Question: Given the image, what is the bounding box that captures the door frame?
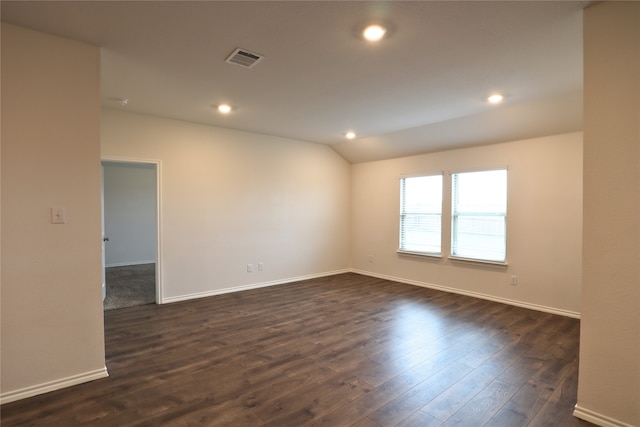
[101,156,163,304]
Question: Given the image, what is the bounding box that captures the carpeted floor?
[104,263,156,310]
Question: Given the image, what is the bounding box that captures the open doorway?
[101,159,161,310]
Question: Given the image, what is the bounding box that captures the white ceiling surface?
[1,1,585,163]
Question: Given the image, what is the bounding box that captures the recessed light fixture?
[487,94,504,104]
[346,131,356,139]
[217,104,232,114]
[362,24,387,42]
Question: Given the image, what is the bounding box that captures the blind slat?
[400,175,442,254]
[451,169,507,262]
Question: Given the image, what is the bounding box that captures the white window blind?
[399,174,443,254]
[451,169,507,262]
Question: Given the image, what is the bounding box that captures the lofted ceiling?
[1,1,586,163]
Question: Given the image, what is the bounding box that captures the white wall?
[576,3,640,426]
[351,132,583,316]
[0,24,106,402]
[103,162,157,267]
[101,109,351,301]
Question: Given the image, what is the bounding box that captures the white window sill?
[448,256,508,268]
[397,250,442,259]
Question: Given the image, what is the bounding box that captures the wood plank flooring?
[1,273,595,426]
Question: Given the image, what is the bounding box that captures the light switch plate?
[51,207,66,224]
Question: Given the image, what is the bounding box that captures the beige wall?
[101,109,351,301]
[351,132,583,315]
[0,24,106,401]
[576,3,640,426]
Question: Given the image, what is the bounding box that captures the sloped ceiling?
[1,1,585,163]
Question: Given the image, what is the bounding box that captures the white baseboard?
[162,269,351,304]
[163,268,580,318]
[573,405,636,427]
[351,269,581,319]
[105,260,156,268]
[0,367,109,405]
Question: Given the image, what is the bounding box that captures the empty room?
[1,2,638,426]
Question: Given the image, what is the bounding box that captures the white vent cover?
[225,48,264,68]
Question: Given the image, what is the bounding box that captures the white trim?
[155,160,163,304]
[105,260,156,268]
[573,405,635,427]
[0,367,108,405]
[351,269,581,319]
[399,171,444,179]
[101,155,161,165]
[397,250,443,259]
[162,269,351,304]
[448,166,509,175]
[448,256,508,268]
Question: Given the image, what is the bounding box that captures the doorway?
[101,158,161,309]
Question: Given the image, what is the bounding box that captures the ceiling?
[1,1,586,163]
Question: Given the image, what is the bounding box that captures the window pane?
[401,213,441,253]
[452,170,507,262]
[400,175,442,254]
[452,215,506,261]
[453,170,507,214]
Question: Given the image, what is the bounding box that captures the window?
[451,169,507,263]
[399,174,443,255]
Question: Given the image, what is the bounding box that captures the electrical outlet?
[368,255,374,263]
[258,262,264,271]
[247,264,253,273]
[511,275,518,285]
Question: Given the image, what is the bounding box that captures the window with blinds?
[451,169,507,263]
[399,174,443,255]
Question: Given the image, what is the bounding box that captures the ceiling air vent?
[225,48,264,68]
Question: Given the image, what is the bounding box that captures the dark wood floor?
[2,273,594,426]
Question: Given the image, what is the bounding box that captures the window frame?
[450,168,508,265]
[398,173,444,258]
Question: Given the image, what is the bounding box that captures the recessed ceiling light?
[487,94,504,104]
[217,104,232,114]
[362,24,387,42]
[346,131,356,139]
